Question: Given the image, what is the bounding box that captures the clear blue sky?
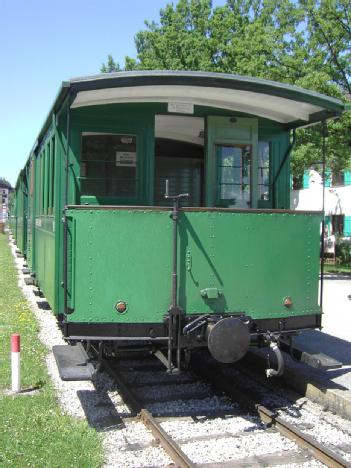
[0,0,225,187]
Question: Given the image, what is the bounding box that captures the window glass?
[40,153,44,215]
[332,171,344,187]
[45,144,50,214]
[217,144,251,208]
[80,133,137,198]
[258,141,270,201]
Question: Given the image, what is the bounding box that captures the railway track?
[99,352,351,467]
[191,353,351,468]
[102,358,194,467]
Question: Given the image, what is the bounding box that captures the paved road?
[291,275,351,390]
[321,276,351,342]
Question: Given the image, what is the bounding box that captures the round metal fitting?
[283,296,293,307]
[207,317,250,363]
[115,301,127,314]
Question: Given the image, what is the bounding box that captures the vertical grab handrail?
[320,121,327,312]
[165,180,189,372]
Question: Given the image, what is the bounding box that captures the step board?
[300,351,342,370]
[279,337,342,370]
[53,343,95,381]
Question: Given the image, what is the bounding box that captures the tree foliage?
[101,0,351,177]
[0,177,13,190]
[101,54,121,73]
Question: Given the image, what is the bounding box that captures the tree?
[101,0,351,177]
[0,177,13,190]
[101,54,121,73]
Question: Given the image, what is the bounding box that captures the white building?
[291,169,351,237]
[0,180,12,223]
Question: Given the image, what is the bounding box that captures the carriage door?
[154,115,205,206]
[206,116,258,208]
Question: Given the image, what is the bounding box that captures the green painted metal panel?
[66,208,321,325]
[26,159,34,269]
[34,218,56,306]
[15,172,28,255]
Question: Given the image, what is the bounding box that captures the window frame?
[257,140,272,204]
[78,131,142,205]
[215,142,253,208]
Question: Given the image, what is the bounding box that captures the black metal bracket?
[183,314,210,336]
[164,180,189,373]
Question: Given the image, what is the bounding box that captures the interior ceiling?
[71,85,324,124]
[155,115,204,145]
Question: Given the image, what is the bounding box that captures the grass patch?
[324,263,351,275]
[0,233,103,467]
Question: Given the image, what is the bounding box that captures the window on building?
[332,215,344,235]
[332,171,344,186]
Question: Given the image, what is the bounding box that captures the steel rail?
[256,405,350,468]
[139,409,194,468]
[102,359,194,468]
[191,356,350,468]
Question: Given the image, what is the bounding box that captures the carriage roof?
[69,70,344,126]
[30,70,346,164]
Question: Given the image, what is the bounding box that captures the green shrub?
[335,238,351,265]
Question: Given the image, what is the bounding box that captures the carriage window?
[258,141,270,201]
[51,137,55,213]
[217,144,251,208]
[80,133,137,199]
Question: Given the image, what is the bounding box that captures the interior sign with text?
[168,102,194,114]
[116,151,137,167]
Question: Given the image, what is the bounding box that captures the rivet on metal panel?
[283,296,293,307]
[186,250,192,272]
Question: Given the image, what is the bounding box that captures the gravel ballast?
[10,238,172,467]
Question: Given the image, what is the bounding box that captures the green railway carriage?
[13,71,346,375]
[13,168,28,255]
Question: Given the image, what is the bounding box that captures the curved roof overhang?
[67,71,345,129]
[34,71,346,157]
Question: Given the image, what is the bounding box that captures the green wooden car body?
[12,72,345,344]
